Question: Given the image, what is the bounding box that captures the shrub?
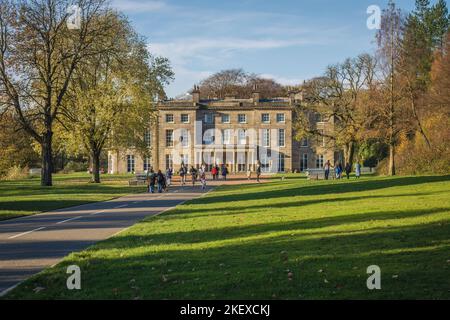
[2,166,29,180]
[60,161,88,174]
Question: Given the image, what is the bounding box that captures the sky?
[111,0,447,98]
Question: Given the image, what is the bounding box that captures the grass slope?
[4,175,450,299]
[0,173,144,221]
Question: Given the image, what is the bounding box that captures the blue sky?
[111,0,447,98]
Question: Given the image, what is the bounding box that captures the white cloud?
[259,74,303,86]
[111,0,167,13]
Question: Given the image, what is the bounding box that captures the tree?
[294,54,377,168]
[0,0,116,186]
[399,0,449,148]
[374,0,406,176]
[197,69,286,99]
[61,15,173,183]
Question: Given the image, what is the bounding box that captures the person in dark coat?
[345,162,352,179]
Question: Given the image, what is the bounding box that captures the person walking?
[179,164,187,186]
[355,161,361,179]
[166,167,173,186]
[345,162,352,179]
[246,168,252,181]
[214,164,220,180]
[156,170,165,193]
[189,166,197,186]
[199,166,207,190]
[211,165,217,181]
[221,164,228,181]
[256,161,262,183]
[335,162,340,179]
[324,160,331,180]
[148,169,156,193]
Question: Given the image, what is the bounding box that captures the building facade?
[108,87,337,174]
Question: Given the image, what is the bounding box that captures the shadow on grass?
[7,219,449,299]
[196,175,450,205]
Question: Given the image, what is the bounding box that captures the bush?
[60,161,88,174]
[2,166,29,180]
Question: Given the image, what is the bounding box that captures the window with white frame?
[301,138,308,147]
[277,113,285,123]
[166,129,174,147]
[278,153,285,172]
[143,157,151,172]
[180,129,189,147]
[262,129,270,147]
[238,129,247,145]
[181,114,189,123]
[278,129,285,147]
[261,113,270,123]
[204,113,214,124]
[165,154,173,169]
[166,114,174,123]
[180,154,189,166]
[316,154,324,168]
[300,153,308,171]
[223,129,232,145]
[238,114,247,124]
[144,129,151,148]
[203,130,214,145]
[127,155,135,173]
[222,114,230,123]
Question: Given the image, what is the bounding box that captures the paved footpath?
[0,185,214,295]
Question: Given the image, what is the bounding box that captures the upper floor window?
[261,113,270,123]
[315,113,324,122]
[277,113,285,123]
[144,129,151,148]
[223,129,232,145]
[301,138,308,147]
[203,130,215,145]
[222,114,230,123]
[166,129,174,147]
[278,129,285,147]
[204,113,214,124]
[181,114,189,123]
[180,129,189,147]
[262,129,270,147]
[238,129,247,145]
[166,114,174,123]
[238,114,247,124]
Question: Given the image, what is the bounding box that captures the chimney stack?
[192,85,200,104]
[252,84,260,105]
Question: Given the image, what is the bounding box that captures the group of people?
[323,160,361,180]
[146,169,171,193]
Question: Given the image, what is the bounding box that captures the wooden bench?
[129,173,148,186]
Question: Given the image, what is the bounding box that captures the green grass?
[4,175,450,299]
[0,173,145,221]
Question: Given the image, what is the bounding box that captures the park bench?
[129,173,148,186]
[306,168,326,180]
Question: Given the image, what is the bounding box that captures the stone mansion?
[108,87,338,174]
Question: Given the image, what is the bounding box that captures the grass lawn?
[4,174,450,299]
[0,173,145,221]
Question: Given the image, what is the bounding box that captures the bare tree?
[0,0,115,186]
[294,54,378,168]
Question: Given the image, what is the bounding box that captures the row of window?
[165,113,286,124]
[165,129,286,147]
[127,153,332,173]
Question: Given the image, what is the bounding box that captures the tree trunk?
[344,141,355,168]
[41,131,53,186]
[388,142,396,176]
[91,150,101,183]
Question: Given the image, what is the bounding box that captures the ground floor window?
[316,154,324,168]
[300,153,308,172]
[127,155,135,173]
[143,157,151,172]
[165,154,173,169]
[278,153,285,172]
[180,154,189,166]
